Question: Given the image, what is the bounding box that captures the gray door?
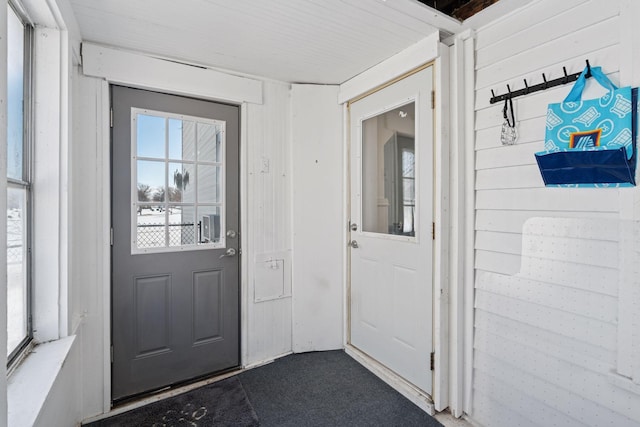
[111,86,240,402]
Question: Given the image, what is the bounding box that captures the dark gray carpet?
[239,350,443,427]
[84,376,259,427]
[86,350,443,426]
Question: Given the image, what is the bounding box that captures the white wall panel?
[72,74,109,419]
[244,81,294,365]
[291,84,343,353]
[469,3,640,422]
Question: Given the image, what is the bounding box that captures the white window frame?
[6,0,33,368]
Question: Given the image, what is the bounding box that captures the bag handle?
[563,66,618,103]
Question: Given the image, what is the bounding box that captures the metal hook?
[542,73,548,89]
[491,89,496,99]
[523,79,529,94]
[506,84,512,97]
[562,66,568,84]
[585,59,592,78]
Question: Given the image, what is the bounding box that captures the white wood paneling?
[73,74,109,419]
[337,33,439,103]
[32,27,62,342]
[476,209,615,234]
[475,311,615,371]
[475,13,619,90]
[244,81,294,365]
[82,43,263,105]
[291,84,343,353]
[70,0,448,85]
[469,2,640,424]
[476,0,612,69]
[476,188,620,212]
[473,215,640,426]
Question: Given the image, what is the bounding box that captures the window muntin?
[131,109,225,253]
[7,2,32,362]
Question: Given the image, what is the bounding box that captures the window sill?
[7,336,76,427]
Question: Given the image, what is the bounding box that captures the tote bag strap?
[564,66,618,103]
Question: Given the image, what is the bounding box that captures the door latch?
[219,248,237,258]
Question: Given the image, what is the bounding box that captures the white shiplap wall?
[471,0,640,425]
[474,0,621,277]
[244,81,294,365]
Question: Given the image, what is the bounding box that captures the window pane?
[197,165,221,203]
[136,114,166,159]
[197,122,222,163]
[198,206,221,244]
[169,162,194,203]
[136,208,166,249]
[137,160,165,203]
[361,102,416,236]
[168,205,195,247]
[7,6,24,181]
[168,119,195,161]
[7,186,27,355]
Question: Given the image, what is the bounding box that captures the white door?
[349,66,433,394]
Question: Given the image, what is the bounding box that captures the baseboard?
[345,345,435,415]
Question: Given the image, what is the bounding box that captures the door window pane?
[169,162,194,203]
[136,114,166,159]
[198,206,221,243]
[137,207,167,249]
[197,122,222,163]
[168,205,195,247]
[197,165,221,203]
[168,119,195,161]
[137,160,164,203]
[133,110,225,252]
[361,102,416,236]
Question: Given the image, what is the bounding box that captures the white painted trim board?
[81,43,263,105]
[338,33,439,104]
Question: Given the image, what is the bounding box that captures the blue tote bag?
[535,66,637,187]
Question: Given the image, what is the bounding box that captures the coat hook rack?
[489,60,591,104]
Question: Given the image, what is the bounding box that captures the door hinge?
[432,222,435,240]
[110,345,114,363]
[110,227,114,246]
[430,352,435,371]
[431,90,435,109]
[110,107,114,128]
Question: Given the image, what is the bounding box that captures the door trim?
[97,82,249,412]
[343,58,450,412]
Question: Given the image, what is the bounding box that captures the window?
[132,109,226,253]
[6,2,32,363]
[361,102,416,237]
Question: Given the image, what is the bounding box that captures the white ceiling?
[67,0,528,85]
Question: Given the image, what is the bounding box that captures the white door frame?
[340,42,450,414]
